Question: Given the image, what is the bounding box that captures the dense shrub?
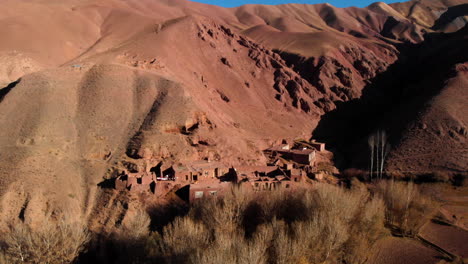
[341,168,368,181]
[376,180,434,236]
[97,184,388,264]
[0,214,89,264]
[413,171,451,183]
[4,180,439,263]
[430,171,451,183]
[73,184,391,263]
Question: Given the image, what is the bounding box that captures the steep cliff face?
[275,44,396,107]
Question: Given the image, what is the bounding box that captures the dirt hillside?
[0,0,466,227]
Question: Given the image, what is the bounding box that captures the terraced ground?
[370,184,468,264]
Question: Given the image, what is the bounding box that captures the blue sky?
[190,0,402,8]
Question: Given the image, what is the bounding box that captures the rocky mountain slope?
[0,0,466,226]
[313,24,468,175]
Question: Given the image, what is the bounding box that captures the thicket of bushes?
[341,168,467,187]
[0,215,89,264]
[0,180,436,264]
[376,181,434,236]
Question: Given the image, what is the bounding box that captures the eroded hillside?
[0,0,466,229]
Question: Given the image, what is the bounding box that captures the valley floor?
[369,183,468,264]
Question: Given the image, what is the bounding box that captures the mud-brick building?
[265,145,317,165]
[310,140,326,152]
[234,166,282,179]
[265,146,291,157]
[187,163,311,202]
[233,165,303,191]
[171,161,230,183]
[173,166,198,182]
[189,182,233,202]
[290,149,316,165]
[247,175,292,191]
[288,168,307,183]
[190,161,230,178]
[115,171,157,194]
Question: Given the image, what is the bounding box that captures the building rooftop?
[266,145,291,152]
[290,149,315,155]
[235,166,278,174]
[191,160,227,168]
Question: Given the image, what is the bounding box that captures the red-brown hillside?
[0,0,466,226]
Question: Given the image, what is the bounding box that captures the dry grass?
[2,182,416,263]
[139,184,389,264]
[0,214,89,264]
[116,209,151,241]
[84,184,387,263]
[376,180,435,236]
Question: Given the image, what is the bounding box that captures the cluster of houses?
[113,140,326,202]
[114,169,177,197]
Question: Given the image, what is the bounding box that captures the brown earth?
[419,221,468,259]
[369,183,468,264]
[368,236,446,264]
[0,0,466,233]
[386,62,468,174]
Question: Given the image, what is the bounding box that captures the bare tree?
[379,131,388,179]
[369,130,390,180]
[368,135,376,181]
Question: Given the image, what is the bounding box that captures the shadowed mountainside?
[312,25,468,174]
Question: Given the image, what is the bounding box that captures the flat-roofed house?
[189,161,229,179]
[290,149,315,165]
[114,171,157,194]
[173,161,230,183]
[174,166,199,182]
[289,169,306,183]
[235,166,282,178]
[310,140,326,152]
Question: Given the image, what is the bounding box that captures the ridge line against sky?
[189,0,402,8]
